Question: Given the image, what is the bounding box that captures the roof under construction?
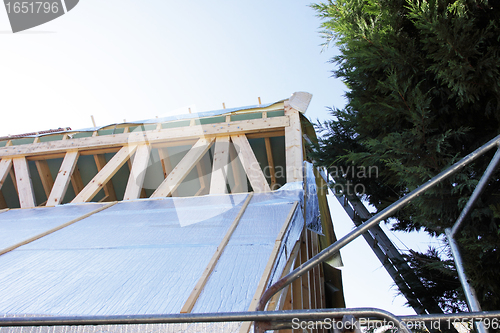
[0,92,345,332]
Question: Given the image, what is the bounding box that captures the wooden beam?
[0,159,13,190]
[239,201,299,333]
[151,138,215,198]
[0,202,116,258]
[13,157,36,208]
[284,101,303,182]
[0,116,289,159]
[300,230,311,310]
[94,154,117,202]
[47,151,80,207]
[231,135,270,193]
[123,144,151,200]
[209,136,231,194]
[264,137,277,189]
[72,145,138,203]
[228,143,244,193]
[181,193,254,313]
[70,165,84,196]
[35,160,54,199]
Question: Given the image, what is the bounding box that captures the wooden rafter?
[181,193,254,313]
[94,154,117,202]
[35,160,54,199]
[123,144,151,200]
[151,138,215,198]
[72,145,138,203]
[70,165,84,196]
[0,116,289,159]
[209,136,231,194]
[230,134,270,193]
[47,151,79,207]
[13,157,36,208]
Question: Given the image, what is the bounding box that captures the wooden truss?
[0,93,311,209]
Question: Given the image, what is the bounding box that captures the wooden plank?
[264,137,277,189]
[123,144,151,200]
[180,193,254,313]
[0,203,116,257]
[151,138,215,198]
[47,151,80,207]
[94,154,117,202]
[35,160,54,199]
[231,134,270,193]
[70,165,84,195]
[195,161,208,196]
[307,230,317,309]
[239,201,299,333]
[0,159,13,190]
[72,145,138,203]
[13,157,36,208]
[0,116,289,159]
[209,136,231,194]
[284,101,303,182]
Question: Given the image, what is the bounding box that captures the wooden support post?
[209,136,231,194]
[151,138,215,198]
[35,160,54,199]
[284,101,303,183]
[94,154,118,202]
[194,161,208,196]
[230,134,270,193]
[72,146,137,203]
[181,193,254,313]
[13,157,36,208]
[239,202,299,333]
[47,151,79,207]
[228,143,244,193]
[123,144,151,200]
[291,244,303,311]
[8,169,17,192]
[264,137,277,189]
[0,159,13,190]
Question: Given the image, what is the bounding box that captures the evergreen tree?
[311,0,500,311]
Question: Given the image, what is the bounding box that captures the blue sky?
[0,0,439,315]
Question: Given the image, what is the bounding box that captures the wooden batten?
[181,193,254,313]
[47,151,80,207]
[151,138,215,198]
[231,135,270,193]
[239,201,299,333]
[71,165,85,196]
[13,157,36,209]
[123,144,151,200]
[72,145,138,203]
[209,136,231,194]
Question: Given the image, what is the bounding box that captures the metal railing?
[256,134,500,332]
